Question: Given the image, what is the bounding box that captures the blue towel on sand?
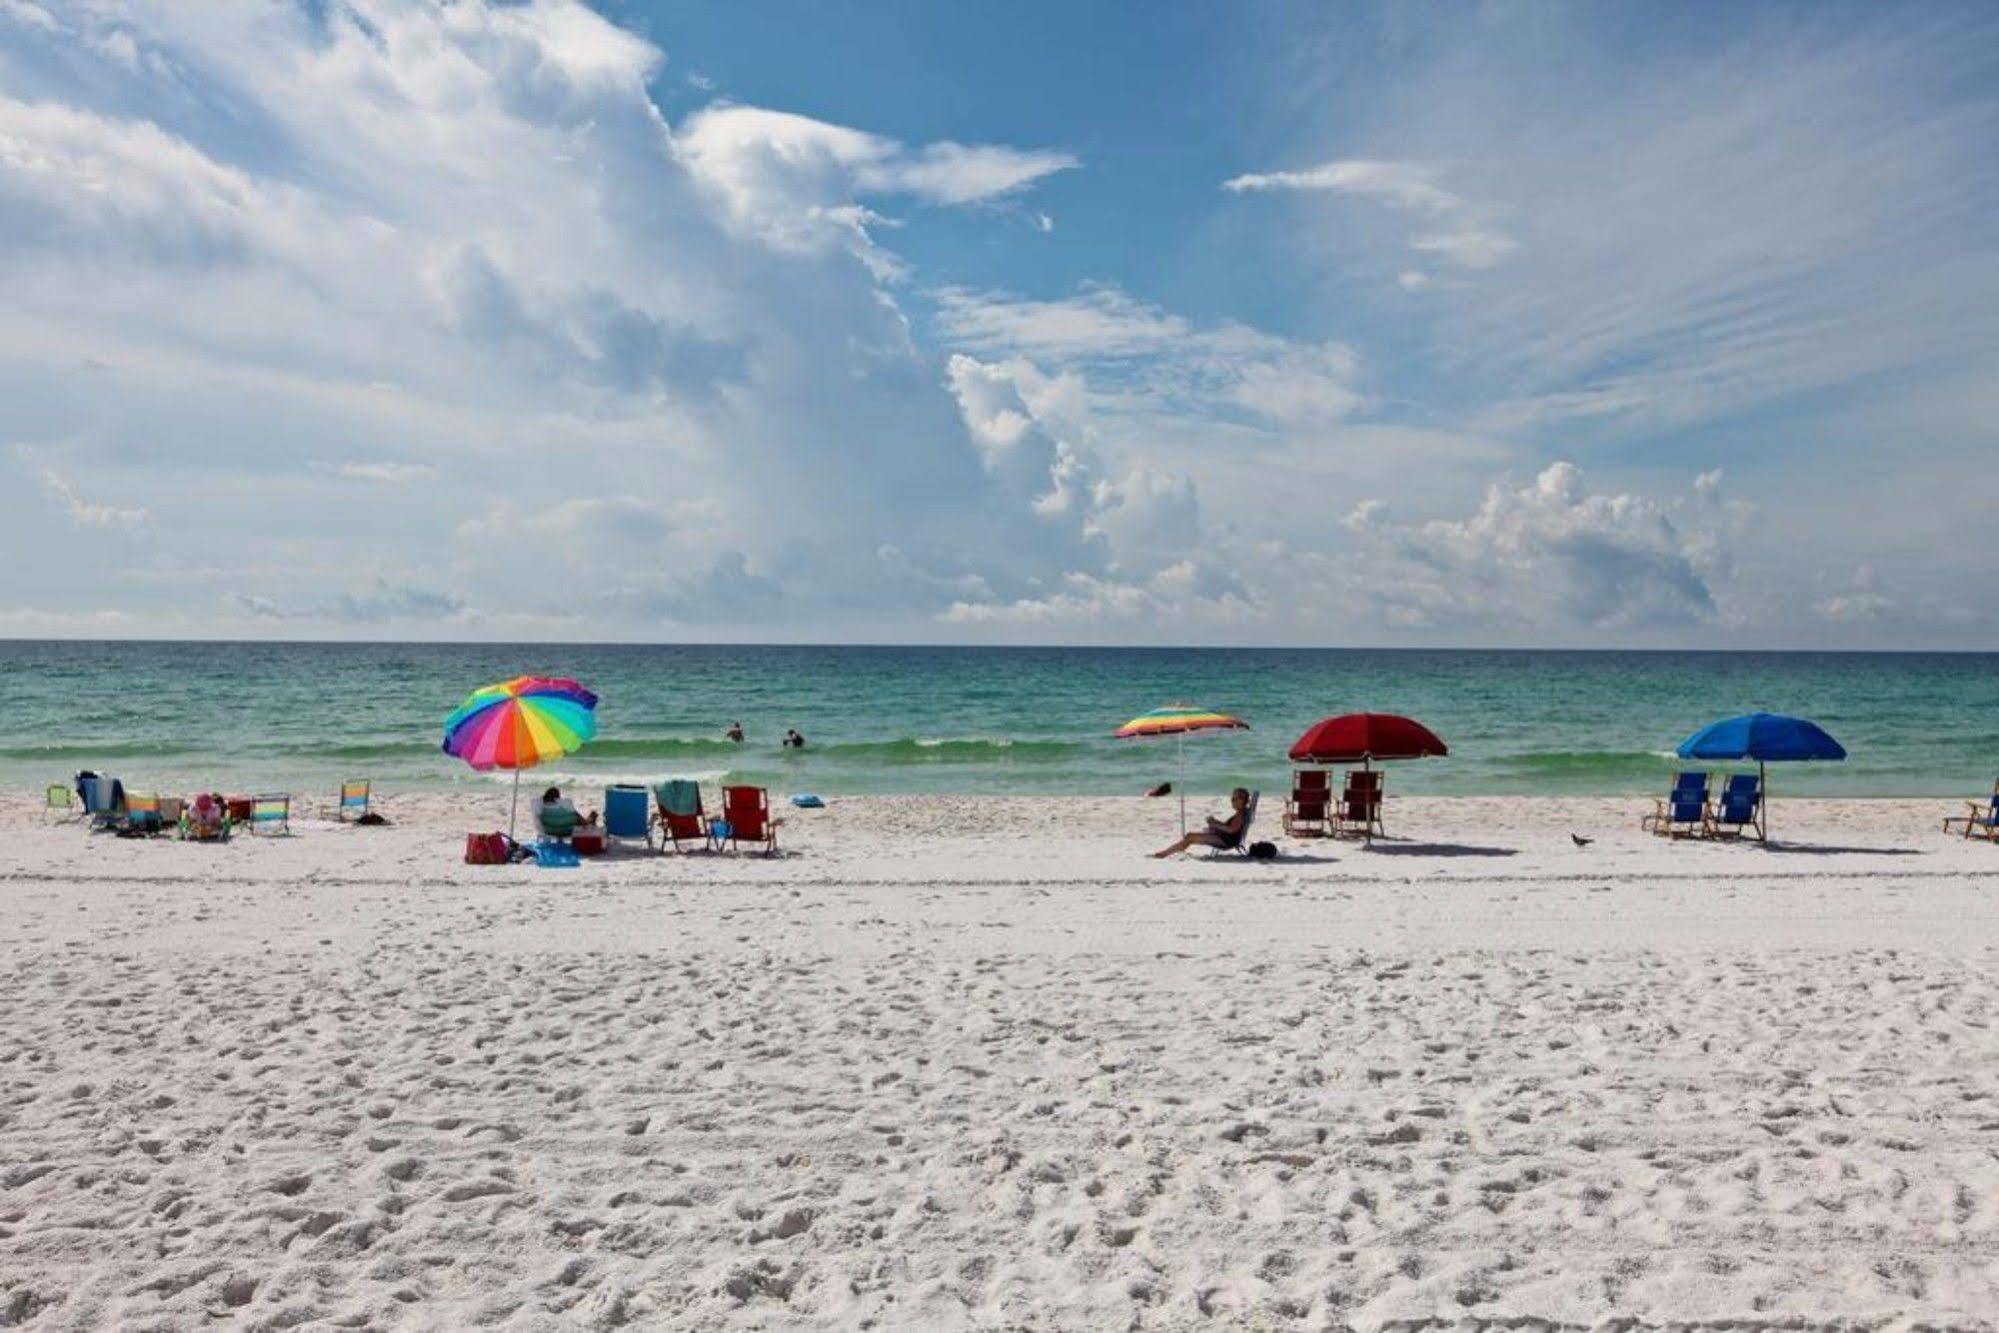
[534,840,581,868]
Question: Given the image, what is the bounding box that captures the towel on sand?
[653,779,701,817]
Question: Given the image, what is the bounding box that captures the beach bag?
[464,832,508,865]
[1247,840,1278,862]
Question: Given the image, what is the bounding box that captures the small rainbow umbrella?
[1114,704,1250,833]
[443,675,599,838]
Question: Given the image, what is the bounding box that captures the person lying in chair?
[537,786,598,840]
[1153,787,1252,858]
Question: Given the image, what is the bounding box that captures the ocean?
[2,641,1994,800]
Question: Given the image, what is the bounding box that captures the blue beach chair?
[1642,771,1709,838]
[77,772,125,830]
[602,785,650,851]
[1705,773,1764,841]
[1943,781,1999,841]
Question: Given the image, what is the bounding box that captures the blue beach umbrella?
[1675,712,1846,839]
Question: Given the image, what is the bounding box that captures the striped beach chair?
[123,792,164,835]
[338,780,370,821]
[45,783,76,821]
[248,794,292,836]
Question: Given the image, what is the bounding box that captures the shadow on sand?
[1361,841,1518,859]
[1755,842,1926,857]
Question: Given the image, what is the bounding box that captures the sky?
[1,0,1995,647]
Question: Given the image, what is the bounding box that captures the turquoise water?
[2,641,1994,798]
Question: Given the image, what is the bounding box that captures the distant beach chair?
[535,802,583,842]
[122,792,164,836]
[159,796,183,830]
[716,785,783,855]
[1331,769,1385,840]
[45,783,76,821]
[602,785,650,850]
[247,794,292,837]
[651,779,709,852]
[1943,781,1999,841]
[1282,769,1331,838]
[181,793,231,842]
[1704,773,1764,841]
[1642,771,1710,838]
[338,780,371,822]
[1202,790,1260,858]
[77,772,124,830]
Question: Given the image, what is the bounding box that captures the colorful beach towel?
[653,779,701,818]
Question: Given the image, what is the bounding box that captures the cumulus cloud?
[0,0,1089,638]
[1337,463,1744,632]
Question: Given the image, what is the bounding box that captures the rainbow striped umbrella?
[1114,704,1249,833]
[443,676,599,837]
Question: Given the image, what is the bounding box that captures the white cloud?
[1222,158,1459,212]
[931,285,1362,427]
[37,466,145,527]
[1813,566,1893,622]
[1409,227,1515,269]
[1337,463,1745,632]
[676,104,1072,257]
[1224,156,1512,278]
[335,461,439,484]
[0,0,1094,639]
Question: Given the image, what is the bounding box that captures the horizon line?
[3,636,1997,656]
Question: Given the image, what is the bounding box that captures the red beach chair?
[718,785,782,855]
[1283,768,1331,838]
[650,781,709,853]
[1332,769,1385,841]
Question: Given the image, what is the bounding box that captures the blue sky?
[2,0,1995,645]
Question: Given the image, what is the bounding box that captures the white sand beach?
[3,790,1998,1328]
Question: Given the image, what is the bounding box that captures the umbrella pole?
[1760,759,1768,843]
[509,767,520,843]
[1177,730,1187,835]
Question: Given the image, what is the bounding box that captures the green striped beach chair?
[45,783,76,821]
[248,794,292,836]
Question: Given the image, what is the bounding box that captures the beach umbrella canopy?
[1674,711,1844,842]
[1114,706,1250,740]
[1289,712,1448,766]
[1674,712,1845,763]
[1114,705,1248,833]
[443,675,599,837]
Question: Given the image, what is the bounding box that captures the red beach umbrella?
[1288,712,1448,768]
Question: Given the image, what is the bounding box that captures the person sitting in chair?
[1153,787,1252,858]
[537,786,598,840]
[185,792,227,840]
